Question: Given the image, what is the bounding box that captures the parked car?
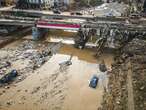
[76,12,83,15]
[70,12,75,15]
[53,9,61,14]
[70,12,83,16]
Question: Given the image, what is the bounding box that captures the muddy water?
[46,30,113,65]
[0,54,108,110]
[0,30,114,110]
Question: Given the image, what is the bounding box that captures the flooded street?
[1,1,146,109]
[0,30,114,110]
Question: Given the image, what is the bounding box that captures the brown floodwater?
[0,30,114,110]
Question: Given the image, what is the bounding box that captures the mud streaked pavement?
[0,39,113,110]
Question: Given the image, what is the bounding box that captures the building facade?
[53,0,74,7]
[15,0,74,9]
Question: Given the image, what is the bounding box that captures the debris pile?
[80,2,129,17]
[0,70,18,84]
[14,41,61,70]
[100,38,146,110]
[0,40,62,85]
[0,61,11,76]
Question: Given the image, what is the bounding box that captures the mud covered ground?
[0,35,113,110]
[101,39,146,110]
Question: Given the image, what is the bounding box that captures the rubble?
[59,54,73,67]
[100,38,146,110]
[0,69,18,84]
[0,61,11,76]
[0,40,62,86]
[80,2,129,17]
[0,61,11,69]
[6,100,13,106]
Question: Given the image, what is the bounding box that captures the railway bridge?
[0,9,146,50]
